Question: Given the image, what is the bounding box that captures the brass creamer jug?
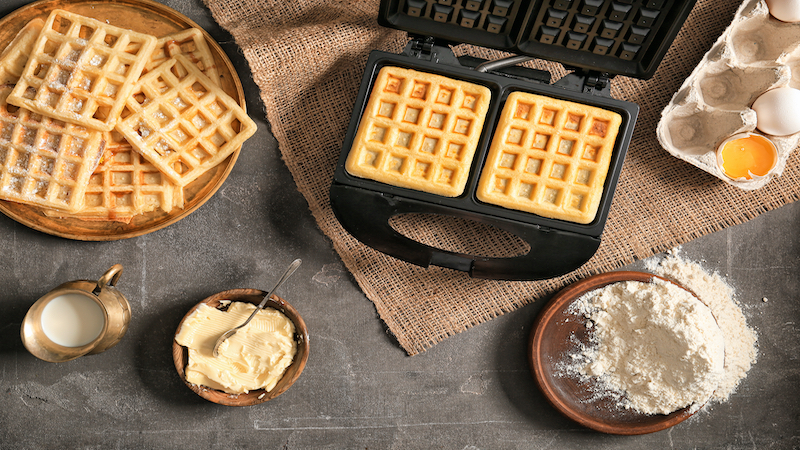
[21,264,131,362]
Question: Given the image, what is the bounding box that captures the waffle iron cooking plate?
[330,0,696,280]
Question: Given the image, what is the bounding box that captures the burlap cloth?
[204,0,800,355]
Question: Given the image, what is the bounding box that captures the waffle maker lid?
[378,0,698,79]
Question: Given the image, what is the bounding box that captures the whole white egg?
[752,87,800,136]
[766,0,800,22]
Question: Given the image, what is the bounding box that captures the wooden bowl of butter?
[172,288,309,406]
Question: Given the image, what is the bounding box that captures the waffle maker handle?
[330,184,600,280]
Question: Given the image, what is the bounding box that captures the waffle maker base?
[331,47,638,280]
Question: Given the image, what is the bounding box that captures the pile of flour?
[573,277,726,414]
[648,249,758,403]
[564,249,758,415]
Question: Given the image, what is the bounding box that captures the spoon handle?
[212,259,303,357]
[240,259,302,329]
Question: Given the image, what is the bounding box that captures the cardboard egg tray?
[658,0,800,190]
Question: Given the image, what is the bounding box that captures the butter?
[175,302,297,394]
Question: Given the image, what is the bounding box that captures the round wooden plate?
[172,289,310,406]
[528,271,704,435]
[0,0,246,240]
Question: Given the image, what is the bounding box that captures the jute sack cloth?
[204,0,800,355]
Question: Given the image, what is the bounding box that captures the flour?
[573,278,726,414]
[564,249,758,415]
[647,249,758,402]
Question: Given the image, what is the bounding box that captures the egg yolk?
[718,135,776,180]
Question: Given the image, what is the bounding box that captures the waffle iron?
[330,0,696,280]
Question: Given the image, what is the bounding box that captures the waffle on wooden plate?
[345,66,491,197]
[0,87,105,212]
[43,131,184,222]
[0,19,105,213]
[0,3,253,239]
[477,92,621,224]
[115,53,256,187]
[7,9,158,132]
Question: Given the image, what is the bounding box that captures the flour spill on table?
[557,248,758,415]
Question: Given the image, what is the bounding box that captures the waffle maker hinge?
[554,70,614,98]
[403,36,462,66]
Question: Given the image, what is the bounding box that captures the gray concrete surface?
[1,0,798,448]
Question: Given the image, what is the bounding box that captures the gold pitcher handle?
[96,264,123,291]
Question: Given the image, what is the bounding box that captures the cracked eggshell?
[657,0,800,190]
[716,132,778,181]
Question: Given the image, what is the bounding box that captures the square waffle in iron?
[43,130,184,222]
[115,53,256,187]
[345,66,490,197]
[7,9,157,131]
[477,92,621,224]
[144,28,220,86]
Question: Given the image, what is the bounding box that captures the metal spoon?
[212,258,302,357]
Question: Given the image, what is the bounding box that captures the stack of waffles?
[0,10,256,223]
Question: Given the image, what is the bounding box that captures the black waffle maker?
[330,0,696,280]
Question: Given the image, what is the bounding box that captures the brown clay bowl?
[528,271,703,435]
[173,289,309,406]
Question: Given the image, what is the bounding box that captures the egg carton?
[657,0,800,190]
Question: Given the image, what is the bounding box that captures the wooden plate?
[172,289,310,406]
[528,271,702,435]
[0,0,245,240]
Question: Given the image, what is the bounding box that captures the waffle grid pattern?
[45,131,183,221]
[145,28,220,86]
[0,20,43,86]
[116,53,256,187]
[477,91,621,224]
[0,89,104,212]
[402,0,519,34]
[7,9,157,131]
[529,0,673,61]
[345,66,491,197]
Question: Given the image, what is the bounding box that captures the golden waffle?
[7,9,157,131]
[0,88,104,212]
[144,28,220,86]
[43,130,184,222]
[477,92,621,224]
[0,19,44,86]
[115,53,256,187]
[345,66,491,197]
